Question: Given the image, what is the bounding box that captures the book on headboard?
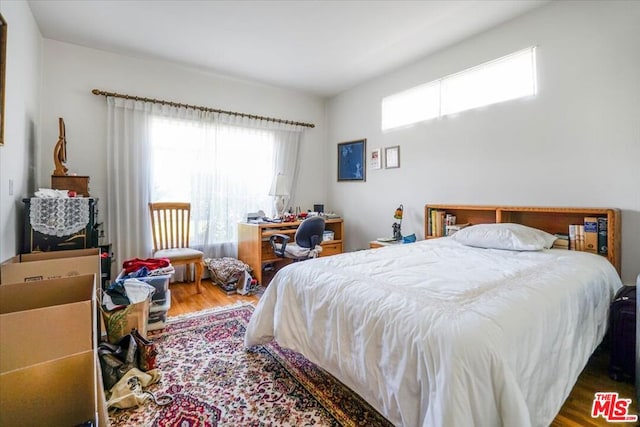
[597,217,608,256]
[584,217,598,254]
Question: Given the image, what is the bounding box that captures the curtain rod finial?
[91,89,101,95]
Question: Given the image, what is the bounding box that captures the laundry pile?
[101,258,175,339]
[98,329,172,410]
[98,257,177,411]
[103,258,173,308]
[204,256,252,294]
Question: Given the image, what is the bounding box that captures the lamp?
[269,173,289,218]
[392,204,403,241]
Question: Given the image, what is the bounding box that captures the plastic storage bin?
[148,290,171,331]
[116,271,171,302]
[322,230,335,241]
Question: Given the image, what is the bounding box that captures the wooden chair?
[149,202,203,294]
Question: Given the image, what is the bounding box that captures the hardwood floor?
[167,279,259,317]
[168,279,637,426]
[552,348,637,426]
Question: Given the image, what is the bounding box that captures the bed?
[244,205,623,426]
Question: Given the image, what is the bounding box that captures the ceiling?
[28,0,549,97]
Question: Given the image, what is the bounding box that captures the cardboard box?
[0,274,107,426]
[0,351,99,426]
[0,275,96,372]
[1,248,101,285]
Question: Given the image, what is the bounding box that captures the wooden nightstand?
[369,240,401,249]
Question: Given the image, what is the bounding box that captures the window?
[149,116,275,253]
[381,47,537,130]
[441,48,537,115]
[381,82,440,130]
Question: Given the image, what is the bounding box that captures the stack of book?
[568,217,607,255]
[427,208,470,237]
[552,233,570,249]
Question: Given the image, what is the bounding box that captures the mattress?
[244,238,622,426]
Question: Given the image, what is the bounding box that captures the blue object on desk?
[402,234,416,243]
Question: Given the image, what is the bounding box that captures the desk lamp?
[393,204,403,240]
[269,174,289,219]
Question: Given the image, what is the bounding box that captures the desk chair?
[149,202,203,294]
[270,216,325,261]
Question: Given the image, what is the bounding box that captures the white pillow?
[450,223,557,251]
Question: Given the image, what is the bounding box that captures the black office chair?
[270,216,326,261]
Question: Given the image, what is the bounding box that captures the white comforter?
[244,238,622,427]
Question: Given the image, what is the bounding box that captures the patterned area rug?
[109,304,392,426]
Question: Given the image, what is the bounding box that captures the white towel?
[123,279,156,304]
[34,188,70,198]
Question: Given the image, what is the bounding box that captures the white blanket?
[244,238,622,427]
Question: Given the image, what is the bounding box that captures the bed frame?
[424,204,621,275]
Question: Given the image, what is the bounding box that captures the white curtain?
[106,97,154,270]
[106,97,303,271]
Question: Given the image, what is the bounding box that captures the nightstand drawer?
[320,242,342,257]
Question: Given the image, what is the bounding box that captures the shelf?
[424,204,621,275]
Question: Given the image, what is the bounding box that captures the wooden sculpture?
[52,117,68,176]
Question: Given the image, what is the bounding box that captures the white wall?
[39,40,327,246]
[327,0,640,284]
[0,2,42,263]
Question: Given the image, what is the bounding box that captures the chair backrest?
[294,216,325,248]
[149,202,192,252]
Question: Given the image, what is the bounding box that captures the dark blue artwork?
[337,139,366,181]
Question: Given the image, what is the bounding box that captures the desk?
[238,218,344,286]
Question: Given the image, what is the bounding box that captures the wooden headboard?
[424,204,621,275]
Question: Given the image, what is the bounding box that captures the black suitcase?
[608,285,636,382]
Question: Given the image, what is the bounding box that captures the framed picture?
[385,146,400,169]
[0,14,6,146]
[337,139,366,181]
[370,148,381,170]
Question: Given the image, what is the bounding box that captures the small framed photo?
[337,139,366,181]
[370,148,381,170]
[385,146,400,169]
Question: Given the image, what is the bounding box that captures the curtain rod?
[91,89,315,128]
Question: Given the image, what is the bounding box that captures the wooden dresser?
[238,218,344,285]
